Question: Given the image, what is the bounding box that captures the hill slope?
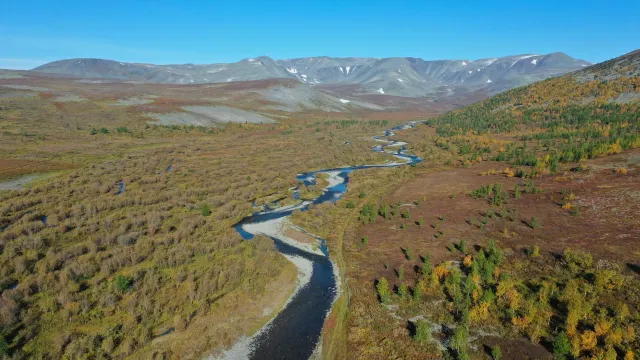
[427,49,640,166]
[32,53,590,97]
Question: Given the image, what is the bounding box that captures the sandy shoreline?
[242,217,325,256]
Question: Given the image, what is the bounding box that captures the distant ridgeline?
[426,50,640,169]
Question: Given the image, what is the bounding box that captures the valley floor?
[0,88,409,359]
[285,121,639,359]
[345,149,639,359]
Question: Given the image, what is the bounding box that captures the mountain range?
[32,53,591,98]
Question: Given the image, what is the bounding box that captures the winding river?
[219,121,423,360]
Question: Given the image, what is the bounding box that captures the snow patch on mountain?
[207,68,226,74]
[483,58,498,67]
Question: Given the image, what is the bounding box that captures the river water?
[221,121,423,360]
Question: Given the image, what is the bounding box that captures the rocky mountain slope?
[428,48,639,145]
[32,53,590,97]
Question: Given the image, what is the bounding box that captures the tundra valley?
[0,46,639,360]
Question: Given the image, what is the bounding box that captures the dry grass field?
[0,73,422,359]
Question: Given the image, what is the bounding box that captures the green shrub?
[413,284,423,302]
[451,325,469,359]
[422,253,432,276]
[0,335,8,356]
[491,346,502,360]
[470,184,492,199]
[404,247,414,261]
[553,331,571,360]
[379,203,391,219]
[458,240,467,254]
[528,245,540,257]
[563,248,593,272]
[471,184,507,206]
[398,283,408,300]
[376,277,390,304]
[491,184,507,206]
[414,319,431,343]
[360,203,376,224]
[114,274,133,293]
[201,204,212,216]
[524,179,540,194]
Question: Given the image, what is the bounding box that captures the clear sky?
[1,0,638,69]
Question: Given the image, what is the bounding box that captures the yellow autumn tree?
[605,327,623,347]
[511,315,532,331]
[570,335,581,358]
[463,255,473,268]
[506,288,521,311]
[433,264,450,280]
[623,325,635,343]
[595,319,612,337]
[469,302,490,323]
[580,330,598,351]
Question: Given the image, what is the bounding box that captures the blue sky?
[1,0,638,69]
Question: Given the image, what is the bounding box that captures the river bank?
[212,121,424,360]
